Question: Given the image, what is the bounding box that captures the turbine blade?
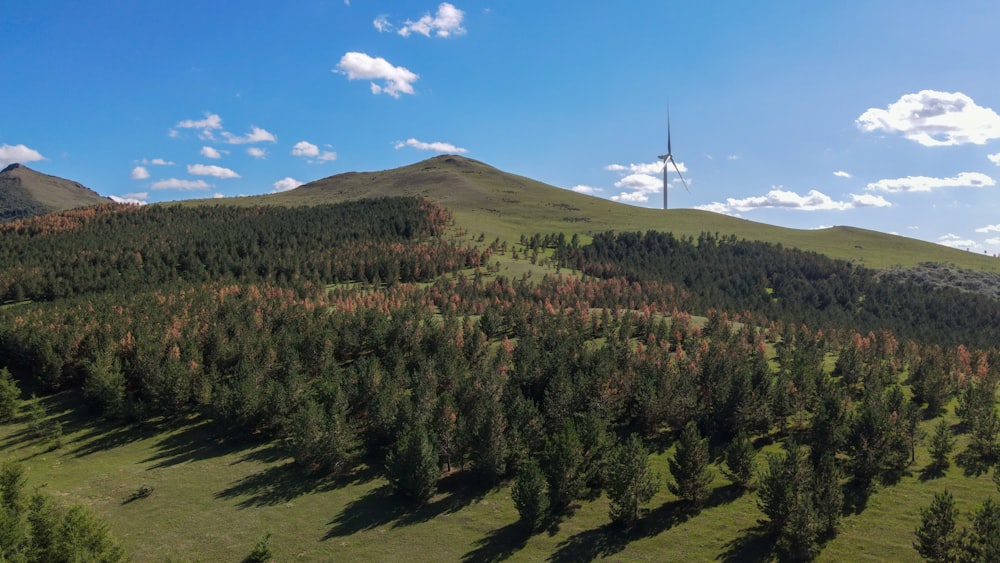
[670,157,690,193]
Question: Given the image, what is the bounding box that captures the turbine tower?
[658,108,690,210]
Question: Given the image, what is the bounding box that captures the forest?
[1,197,999,561]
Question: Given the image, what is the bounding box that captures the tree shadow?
[918,462,947,481]
[140,417,264,469]
[323,470,489,541]
[461,521,528,562]
[955,448,997,477]
[215,460,343,508]
[841,481,871,516]
[716,524,774,563]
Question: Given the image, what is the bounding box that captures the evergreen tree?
[606,434,660,527]
[0,368,19,423]
[961,497,1000,563]
[385,423,440,502]
[928,419,956,469]
[52,504,127,562]
[914,489,959,563]
[82,353,126,418]
[721,432,756,489]
[543,422,585,513]
[511,458,549,532]
[668,421,713,508]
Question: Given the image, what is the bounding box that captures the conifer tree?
[543,422,585,513]
[606,434,660,526]
[511,458,549,532]
[385,423,440,502]
[668,421,713,508]
[928,419,956,469]
[722,432,756,489]
[0,368,19,423]
[914,489,958,563]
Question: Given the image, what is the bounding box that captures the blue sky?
[4,1,1000,252]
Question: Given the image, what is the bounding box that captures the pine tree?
[385,423,440,502]
[721,432,756,489]
[962,497,1000,563]
[913,489,958,563]
[511,458,549,532]
[668,421,713,508]
[928,419,956,469]
[0,368,20,423]
[606,434,660,526]
[543,423,585,513]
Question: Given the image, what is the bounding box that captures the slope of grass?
[0,164,110,220]
[183,155,999,272]
[1,391,995,562]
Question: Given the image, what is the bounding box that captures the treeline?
[3,269,999,558]
[0,198,481,302]
[555,230,1000,347]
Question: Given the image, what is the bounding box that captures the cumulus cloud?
[247,147,266,159]
[291,141,337,162]
[0,143,45,167]
[201,146,223,159]
[989,153,1000,166]
[937,233,978,249]
[975,224,1000,233]
[857,90,1000,146]
[140,158,174,165]
[174,113,223,139]
[985,237,1000,246]
[109,192,149,205]
[866,172,996,193]
[272,177,304,193]
[833,170,852,178]
[187,164,240,179]
[695,188,891,215]
[394,138,467,153]
[374,14,392,32]
[130,166,150,180]
[151,178,212,190]
[221,126,276,145]
[398,2,466,37]
[571,185,601,194]
[604,160,688,203]
[335,52,418,98]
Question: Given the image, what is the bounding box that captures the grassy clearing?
[1,391,996,562]
[184,155,1000,273]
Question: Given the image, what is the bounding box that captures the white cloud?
[611,191,649,203]
[247,147,266,159]
[696,188,890,214]
[187,164,240,179]
[833,170,852,178]
[866,172,996,193]
[176,113,222,131]
[221,126,276,145]
[857,90,1000,146]
[374,14,392,32]
[571,185,601,194]
[335,52,418,98]
[131,166,150,180]
[614,173,663,193]
[213,192,225,199]
[989,152,1000,166]
[605,160,687,175]
[937,233,978,249]
[985,237,1000,246]
[394,138,467,154]
[0,143,45,167]
[975,224,1000,233]
[292,141,337,162]
[140,158,174,165]
[399,2,466,37]
[174,113,223,140]
[151,178,212,190]
[727,155,740,161]
[109,192,149,205]
[201,146,223,159]
[272,177,304,193]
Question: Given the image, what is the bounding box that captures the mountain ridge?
[0,162,111,221]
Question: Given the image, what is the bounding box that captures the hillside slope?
[0,163,111,221]
[223,155,998,272]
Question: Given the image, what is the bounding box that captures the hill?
[0,163,111,222]
[224,155,998,272]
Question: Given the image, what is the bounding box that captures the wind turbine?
[658,108,690,210]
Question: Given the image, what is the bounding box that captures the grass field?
[185,155,1000,273]
[2,389,995,562]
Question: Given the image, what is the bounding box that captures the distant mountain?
[234,155,999,273]
[0,163,111,221]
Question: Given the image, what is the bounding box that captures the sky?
[3,1,1000,252]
